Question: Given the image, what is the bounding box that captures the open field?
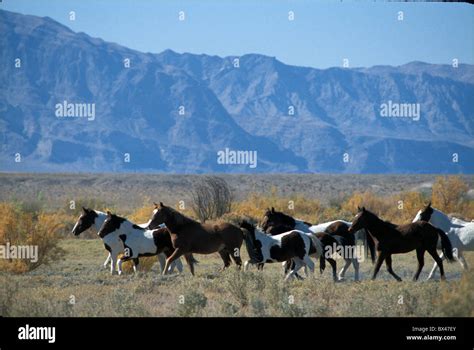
[1,238,473,317]
[0,173,473,317]
[2,173,474,211]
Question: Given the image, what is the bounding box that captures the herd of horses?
[71,202,473,281]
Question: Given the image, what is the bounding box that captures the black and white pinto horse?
[72,207,182,274]
[97,211,189,275]
[239,221,323,281]
[261,207,375,281]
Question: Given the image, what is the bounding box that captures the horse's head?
[72,207,98,236]
[418,202,433,222]
[261,207,295,231]
[348,206,371,233]
[97,211,125,238]
[148,202,173,230]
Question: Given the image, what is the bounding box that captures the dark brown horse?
[348,207,454,281]
[147,202,243,275]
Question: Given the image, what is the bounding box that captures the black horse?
[348,207,454,281]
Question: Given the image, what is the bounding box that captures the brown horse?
[147,202,243,275]
[348,207,454,281]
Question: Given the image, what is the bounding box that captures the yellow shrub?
[0,203,65,273]
[432,176,468,214]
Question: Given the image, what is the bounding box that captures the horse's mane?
[164,205,196,226]
[270,210,296,226]
[365,209,398,230]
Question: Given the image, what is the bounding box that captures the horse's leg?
[116,257,123,276]
[284,258,303,281]
[338,259,351,281]
[385,254,402,281]
[457,249,469,270]
[183,253,195,276]
[173,257,184,274]
[162,248,185,276]
[372,251,386,280]
[427,248,446,281]
[303,255,315,277]
[427,252,444,280]
[157,253,166,274]
[110,252,119,275]
[133,258,139,274]
[244,260,251,271]
[352,258,360,281]
[326,258,338,282]
[229,247,243,269]
[103,252,111,269]
[218,249,232,270]
[412,249,425,281]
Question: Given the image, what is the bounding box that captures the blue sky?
[2,0,473,68]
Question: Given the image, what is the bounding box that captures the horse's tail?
[307,233,325,273]
[319,255,326,273]
[436,227,454,262]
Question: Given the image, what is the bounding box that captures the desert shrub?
[233,187,323,224]
[438,272,474,317]
[177,290,208,317]
[342,190,426,224]
[190,176,233,222]
[119,254,159,273]
[432,176,468,214]
[0,202,65,273]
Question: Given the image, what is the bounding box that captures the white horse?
[71,207,182,274]
[413,202,473,279]
[240,221,323,281]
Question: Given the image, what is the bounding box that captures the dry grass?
[0,238,472,317]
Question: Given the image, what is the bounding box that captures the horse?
[239,221,323,281]
[348,206,454,281]
[413,202,473,279]
[97,211,187,275]
[72,207,182,274]
[147,202,243,275]
[261,208,373,280]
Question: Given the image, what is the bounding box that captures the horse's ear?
[427,201,432,208]
[362,206,366,212]
[82,206,87,213]
[153,202,158,209]
[271,207,275,213]
[159,202,164,207]
[357,206,361,211]
[106,211,112,218]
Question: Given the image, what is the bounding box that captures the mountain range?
[1,9,473,173]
